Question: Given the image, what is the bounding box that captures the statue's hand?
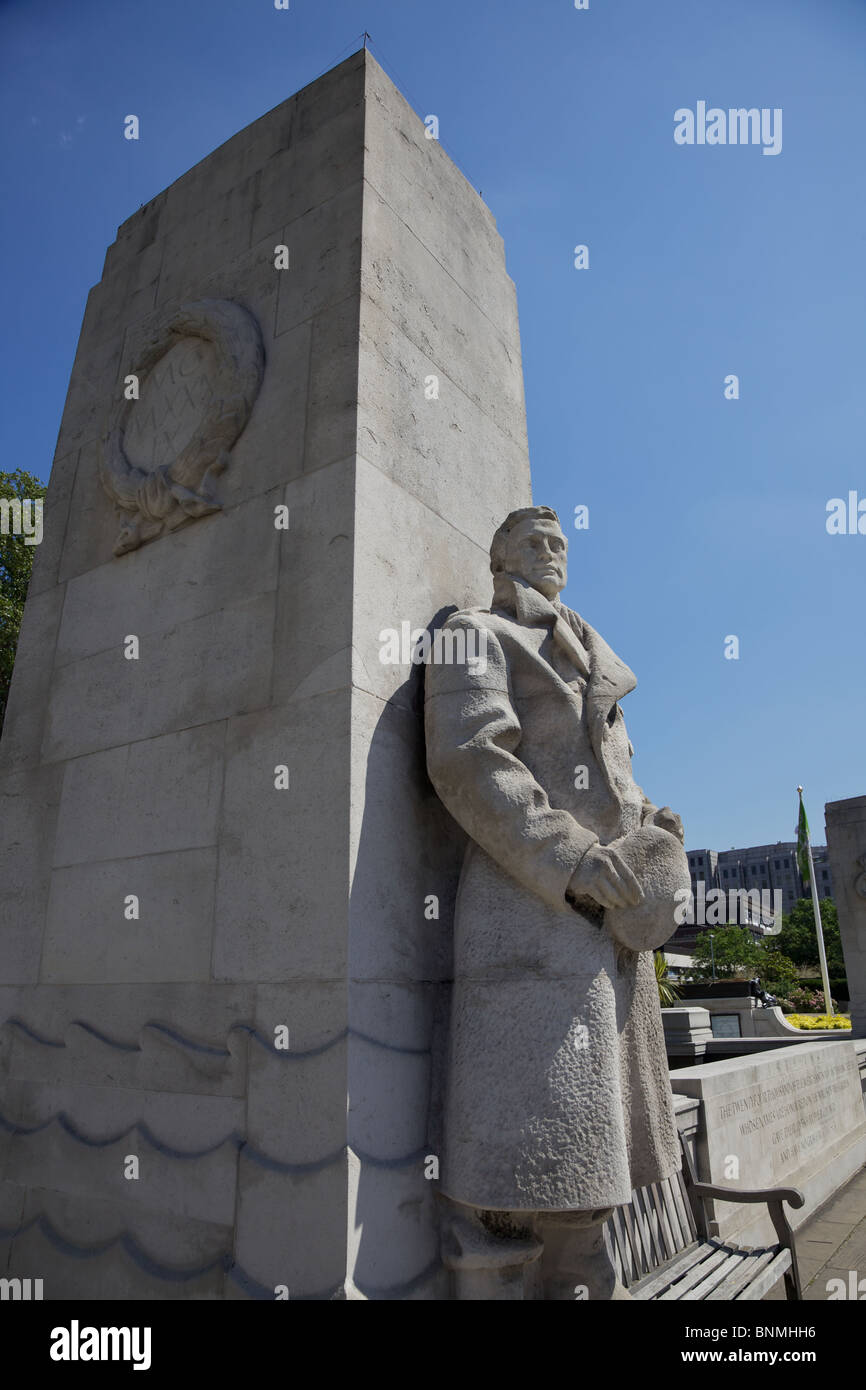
[567,844,644,912]
[648,806,684,843]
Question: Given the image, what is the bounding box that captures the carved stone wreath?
[100,299,264,556]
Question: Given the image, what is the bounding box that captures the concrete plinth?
[670,1040,866,1249]
[662,1006,713,1063]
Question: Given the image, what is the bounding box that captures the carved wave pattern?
[0,1209,443,1299]
[0,1212,342,1299]
[0,1016,442,1298]
[3,1016,429,1060]
[0,1106,431,1174]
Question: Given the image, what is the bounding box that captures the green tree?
[654,951,682,1007]
[691,925,762,981]
[0,469,47,733]
[764,898,845,978]
[752,949,799,998]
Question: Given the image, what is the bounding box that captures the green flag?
[796,792,810,882]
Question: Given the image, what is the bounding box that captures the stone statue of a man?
[424,506,688,1300]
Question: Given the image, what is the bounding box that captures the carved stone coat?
[424,577,680,1212]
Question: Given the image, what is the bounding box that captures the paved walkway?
[763,1165,866,1300]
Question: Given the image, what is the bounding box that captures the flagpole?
[798,786,834,1015]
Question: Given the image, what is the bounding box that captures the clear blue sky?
[2,0,863,850]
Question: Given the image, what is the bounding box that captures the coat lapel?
[492,577,637,780]
[577,615,637,780]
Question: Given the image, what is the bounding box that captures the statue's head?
[490,506,566,601]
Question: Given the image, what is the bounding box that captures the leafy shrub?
[788,987,836,1013]
[797,976,848,1001]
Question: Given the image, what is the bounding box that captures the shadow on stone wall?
[348,607,464,1300]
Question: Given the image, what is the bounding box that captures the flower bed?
[786,1013,851,1030]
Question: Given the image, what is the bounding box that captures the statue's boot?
[536,1208,632,1301]
[441,1201,543,1300]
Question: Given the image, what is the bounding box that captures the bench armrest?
[689,1182,805,1209]
[679,1142,804,1301]
[689,1180,804,1300]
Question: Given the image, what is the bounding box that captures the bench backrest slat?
[607,1160,699,1286]
[621,1197,651,1277]
[604,1213,626,1284]
[673,1168,698,1242]
[635,1186,665,1267]
[630,1190,653,1271]
[650,1180,679,1261]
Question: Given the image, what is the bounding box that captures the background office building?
[672,842,835,952]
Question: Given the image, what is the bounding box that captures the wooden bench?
[604,1137,804,1301]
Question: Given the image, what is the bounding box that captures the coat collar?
[492,573,637,774]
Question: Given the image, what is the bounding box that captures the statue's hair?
[489,506,562,575]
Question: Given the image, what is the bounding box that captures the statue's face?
[503,517,567,600]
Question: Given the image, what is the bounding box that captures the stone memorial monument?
[0,47,705,1302]
[0,49,534,1300]
[425,506,691,1298]
[826,795,866,1037]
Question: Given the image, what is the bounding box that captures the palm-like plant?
[654,951,681,1007]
